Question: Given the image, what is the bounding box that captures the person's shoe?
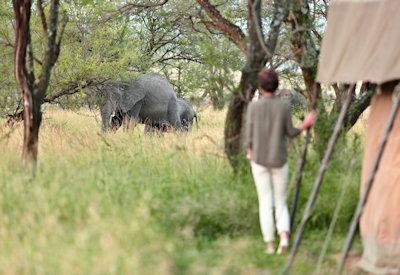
[277,237,289,255]
[265,242,275,255]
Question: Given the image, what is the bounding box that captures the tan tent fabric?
[317,0,400,84]
[316,0,400,273]
[359,82,400,274]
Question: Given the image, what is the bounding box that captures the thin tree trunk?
[13,0,37,167]
[22,95,42,166]
[224,69,256,166]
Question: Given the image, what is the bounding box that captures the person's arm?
[244,104,254,159]
[285,105,302,138]
[285,106,317,138]
[300,110,317,130]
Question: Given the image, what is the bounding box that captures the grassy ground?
[0,107,365,274]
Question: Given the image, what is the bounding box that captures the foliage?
[0,2,18,115]
[0,0,244,113]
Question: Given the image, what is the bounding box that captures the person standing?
[244,68,316,254]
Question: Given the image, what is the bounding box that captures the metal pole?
[337,84,400,274]
[282,84,355,274]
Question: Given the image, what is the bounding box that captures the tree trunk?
[224,56,263,168]
[224,69,257,166]
[224,0,287,168]
[22,95,42,166]
[13,0,38,167]
[343,82,375,129]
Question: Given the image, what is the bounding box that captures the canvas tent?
[317,0,400,273]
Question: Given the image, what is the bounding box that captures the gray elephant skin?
[275,89,307,111]
[177,98,197,131]
[100,74,182,132]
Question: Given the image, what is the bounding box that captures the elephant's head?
[177,98,197,131]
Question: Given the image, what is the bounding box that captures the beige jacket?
[244,96,300,167]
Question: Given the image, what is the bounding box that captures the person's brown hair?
[258,68,279,92]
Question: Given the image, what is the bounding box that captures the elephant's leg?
[180,117,189,131]
[144,122,165,135]
[110,111,123,131]
[100,100,114,132]
[144,123,157,134]
[157,123,168,133]
[122,114,137,131]
[122,115,132,131]
[167,98,182,130]
[124,101,143,131]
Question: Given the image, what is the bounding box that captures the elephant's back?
[135,74,176,102]
[132,74,178,123]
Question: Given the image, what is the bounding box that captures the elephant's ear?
[120,81,146,112]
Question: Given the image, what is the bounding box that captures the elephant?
[100,74,182,132]
[176,98,198,131]
[275,89,307,112]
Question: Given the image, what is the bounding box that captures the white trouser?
[251,161,290,242]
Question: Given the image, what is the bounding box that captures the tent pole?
[337,83,400,274]
[290,83,319,231]
[282,84,355,274]
[290,126,311,230]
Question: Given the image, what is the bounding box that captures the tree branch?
[264,1,289,60]
[251,0,289,62]
[250,0,271,58]
[37,0,48,34]
[52,10,68,66]
[6,78,108,125]
[196,0,247,54]
[344,83,376,129]
[118,0,169,14]
[37,0,60,101]
[286,0,320,103]
[44,78,107,103]
[13,0,33,97]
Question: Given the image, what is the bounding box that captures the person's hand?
[301,110,317,130]
[246,148,253,160]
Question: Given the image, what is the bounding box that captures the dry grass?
[1,106,226,161]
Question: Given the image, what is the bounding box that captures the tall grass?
[0,107,365,274]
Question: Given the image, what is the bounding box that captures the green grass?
[0,108,364,274]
